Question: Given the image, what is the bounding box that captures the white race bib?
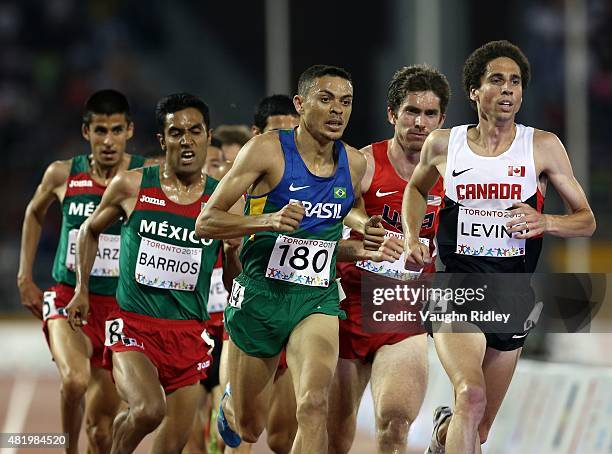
[356,231,430,280]
[65,229,120,277]
[207,267,228,313]
[135,236,202,291]
[266,235,336,287]
[456,207,525,257]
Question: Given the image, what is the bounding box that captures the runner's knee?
[60,370,89,401]
[376,409,411,447]
[131,400,165,432]
[455,381,487,419]
[295,388,328,423]
[267,428,294,454]
[237,414,266,443]
[86,417,113,450]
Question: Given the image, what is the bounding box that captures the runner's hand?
[66,292,90,330]
[369,236,403,263]
[17,277,43,320]
[363,215,385,251]
[507,202,547,238]
[223,237,242,252]
[268,202,305,233]
[404,238,430,270]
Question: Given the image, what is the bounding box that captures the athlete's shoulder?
[344,143,367,173]
[108,167,144,198]
[532,128,563,149]
[251,129,283,148]
[424,128,451,156]
[232,130,284,174]
[242,130,282,156]
[42,159,72,188]
[359,143,374,157]
[531,128,568,172]
[428,128,452,143]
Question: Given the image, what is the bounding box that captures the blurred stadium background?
[0,0,611,452]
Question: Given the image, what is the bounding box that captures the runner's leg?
[370,334,428,453]
[110,351,166,454]
[327,358,370,454]
[84,366,122,454]
[286,314,339,454]
[48,318,92,454]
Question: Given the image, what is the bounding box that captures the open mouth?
[498,100,513,111]
[325,119,343,131]
[101,149,117,157]
[180,150,196,164]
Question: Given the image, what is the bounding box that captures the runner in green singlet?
[17,89,151,454]
[66,93,241,454]
[197,65,387,453]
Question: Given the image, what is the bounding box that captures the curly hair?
[463,40,531,110]
[387,64,450,115]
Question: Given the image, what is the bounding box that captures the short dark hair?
[82,89,131,125]
[213,125,252,147]
[387,64,451,115]
[155,92,211,133]
[297,64,352,97]
[253,95,297,131]
[463,40,531,110]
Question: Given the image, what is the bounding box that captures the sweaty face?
[389,91,444,153]
[472,57,523,120]
[264,114,299,133]
[297,75,353,142]
[83,113,133,168]
[160,107,208,176]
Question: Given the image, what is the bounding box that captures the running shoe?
[217,383,242,448]
[424,405,452,454]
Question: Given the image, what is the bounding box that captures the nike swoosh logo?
[289,183,311,191]
[511,332,528,339]
[375,189,399,197]
[452,168,473,177]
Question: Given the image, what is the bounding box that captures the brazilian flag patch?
[333,186,347,199]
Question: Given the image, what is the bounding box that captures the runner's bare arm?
[507,131,596,238]
[75,170,142,293]
[66,170,141,328]
[196,134,304,239]
[345,145,384,251]
[402,130,448,267]
[343,145,374,232]
[17,160,70,319]
[336,237,402,263]
[221,199,245,291]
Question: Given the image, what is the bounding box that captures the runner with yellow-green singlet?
[196,65,387,453]
[17,89,151,454]
[66,93,241,454]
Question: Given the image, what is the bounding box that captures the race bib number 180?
[266,235,336,287]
